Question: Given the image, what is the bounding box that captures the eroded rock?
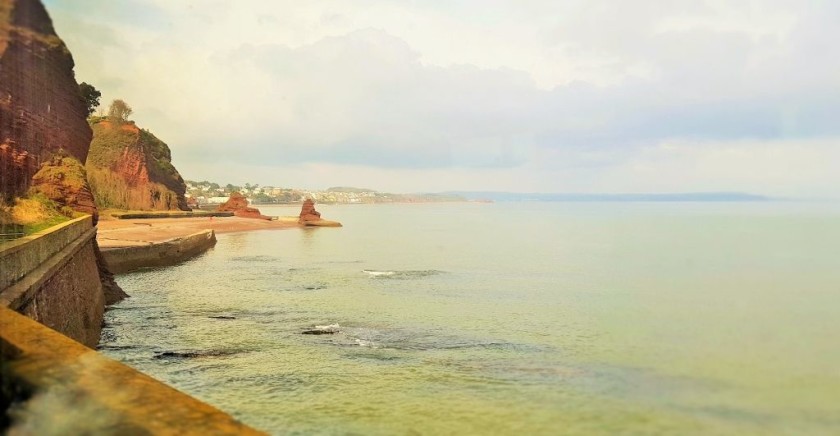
[217,192,271,220]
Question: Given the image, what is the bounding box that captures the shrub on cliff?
[79,82,101,116]
[107,99,133,122]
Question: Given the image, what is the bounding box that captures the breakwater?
[100,229,217,274]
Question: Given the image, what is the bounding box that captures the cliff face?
[0,0,95,214]
[0,0,126,343]
[86,119,189,211]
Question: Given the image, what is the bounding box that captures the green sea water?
[100,202,840,435]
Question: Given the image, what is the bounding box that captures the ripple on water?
[301,324,541,353]
[229,255,281,263]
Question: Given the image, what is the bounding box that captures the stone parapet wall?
[0,215,103,347]
[0,215,91,290]
[0,306,265,434]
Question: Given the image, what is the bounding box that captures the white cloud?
[43,0,840,196]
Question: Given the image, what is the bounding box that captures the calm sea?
[100,202,840,435]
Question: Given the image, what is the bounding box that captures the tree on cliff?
[108,99,133,122]
[79,82,101,116]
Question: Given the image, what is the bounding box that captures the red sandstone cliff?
[0,0,96,214]
[0,0,126,307]
[86,119,189,211]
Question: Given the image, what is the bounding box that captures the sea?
[99,202,840,435]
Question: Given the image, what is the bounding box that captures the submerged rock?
[302,324,341,335]
[153,349,237,359]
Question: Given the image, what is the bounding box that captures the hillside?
[86,118,189,211]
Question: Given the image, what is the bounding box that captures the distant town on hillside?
[184,181,466,207]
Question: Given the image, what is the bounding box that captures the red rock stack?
[217,192,271,220]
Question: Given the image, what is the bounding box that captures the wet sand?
[97,216,301,248]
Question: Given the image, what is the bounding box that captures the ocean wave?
[362,269,445,279]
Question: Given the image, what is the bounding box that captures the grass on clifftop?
[3,193,76,235]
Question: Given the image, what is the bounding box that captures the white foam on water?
[362,270,395,276]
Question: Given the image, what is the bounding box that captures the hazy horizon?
[43,1,840,197]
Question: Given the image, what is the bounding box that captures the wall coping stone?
[0,216,92,290]
[0,306,265,434]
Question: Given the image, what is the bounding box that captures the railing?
[0,224,25,241]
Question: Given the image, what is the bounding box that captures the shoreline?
[97,215,301,248]
[96,215,304,273]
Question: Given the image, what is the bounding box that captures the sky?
[43,0,840,196]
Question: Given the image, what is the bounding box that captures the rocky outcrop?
[217,192,271,220]
[0,0,96,214]
[299,199,321,222]
[30,153,97,217]
[93,242,129,305]
[298,199,342,227]
[86,119,189,211]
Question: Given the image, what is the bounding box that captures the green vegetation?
[31,154,90,195]
[87,115,186,211]
[87,167,182,211]
[79,82,101,116]
[107,99,133,122]
[7,193,74,235]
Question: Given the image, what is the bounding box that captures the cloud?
[42,0,840,195]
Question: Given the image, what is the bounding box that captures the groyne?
[100,229,217,274]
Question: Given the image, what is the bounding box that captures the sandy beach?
[97,215,301,248]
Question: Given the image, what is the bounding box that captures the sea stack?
[298,199,342,227]
[217,192,271,220]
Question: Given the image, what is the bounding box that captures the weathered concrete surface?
[0,216,104,347]
[0,306,265,435]
[0,216,91,291]
[100,229,217,274]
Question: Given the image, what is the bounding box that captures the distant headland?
[444,191,773,202]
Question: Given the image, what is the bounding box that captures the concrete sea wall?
[101,229,217,274]
[0,218,262,434]
[0,216,103,347]
[0,306,265,434]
